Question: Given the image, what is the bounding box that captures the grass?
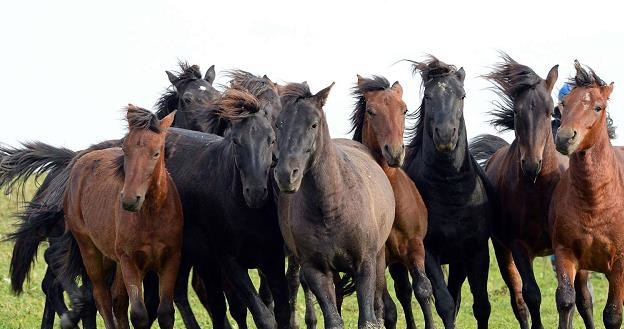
[0,182,610,328]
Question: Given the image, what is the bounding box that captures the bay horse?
[403,56,493,329]
[63,106,181,329]
[274,82,395,328]
[551,60,621,329]
[349,74,433,329]
[470,54,597,329]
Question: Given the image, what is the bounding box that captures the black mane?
[483,53,543,132]
[350,76,390,142]
[227,70,274,99]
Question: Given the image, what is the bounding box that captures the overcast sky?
[1,0,622,150]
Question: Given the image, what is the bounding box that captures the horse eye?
[594,106,602,112]
[424,95,431,100]
[403,108,408,115]
[153,152,160,157]
[232,139,240,146]
[461,95,466,100]
[270,139,276,145]
[312,123,318,129]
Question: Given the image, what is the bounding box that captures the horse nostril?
[453,128,457,135]
[245,187,250,194]
[401,144,405,150]
[291,168,299,177]
[384,145,390,152]
[572,130,578,139]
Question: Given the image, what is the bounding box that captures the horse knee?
[604,303,623,329]
[522,283,542,308]
[157,300,175,329]
[413,272,433,301]
[304,308,317,329]
[130,302,150,329]
[472,298,491,322]
[556,282,575,312]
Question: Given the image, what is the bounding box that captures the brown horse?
[551,60,621,329]
[63,106,182,329]
[350,75,433,329]
[469,54,599,329]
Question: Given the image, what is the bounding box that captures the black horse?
[403,56,494,329]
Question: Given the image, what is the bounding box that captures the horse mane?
[483,53,543,132]
[214,87,265,121]
[405,56,457,159]
[155,61,203,119]
[280,82,313,106]
[227,70,274,98]
[126,105,160,133]
[569,60,616,139]
[350,76,390,142]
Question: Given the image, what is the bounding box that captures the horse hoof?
[60,313,77,329]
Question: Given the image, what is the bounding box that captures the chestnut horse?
[470,54,596,329]
[551,61,621,329]
[274,82,395,329]
[349,75,433,329]
[63,106,182,329]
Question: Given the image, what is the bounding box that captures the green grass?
[0,182,610,328]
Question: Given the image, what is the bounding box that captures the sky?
[1,0,623,150]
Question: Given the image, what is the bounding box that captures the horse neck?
[301,122,345,218]
[568,127,619,207]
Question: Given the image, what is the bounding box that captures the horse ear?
[602,82,615,99]
[166,71,177,84]
[391,81,403,97]
[545,64,559,92]
[356,74,365,86]
[313,82,335,108]
[160,110,176,131]
[204,65,216,85]
[456,67,466,82]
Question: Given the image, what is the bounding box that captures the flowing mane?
[126,105,161,133]
[280,82,314,106]
[214,87,266,120]
[405,56,457,159]
[569,60,616,139]
[483,53,543,132]
[227,70,274,99]
[350,76,390,142]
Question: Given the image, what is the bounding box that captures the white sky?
[1,0,623,150]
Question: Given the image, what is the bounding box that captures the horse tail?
[335,273,357,300]
[49,230,85,284]
[7,204,64,294]
[0,141,75,197]
[469,134,509,168]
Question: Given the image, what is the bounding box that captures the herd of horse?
[1,53,622,329]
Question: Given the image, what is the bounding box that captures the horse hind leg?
[492,239,529,329]
[575,270,595,329]
[382,284,398,329]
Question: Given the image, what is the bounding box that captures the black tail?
[7,204,64,294]
[49,231,86,283]
[0,142,75,198]
[469,134,509,168]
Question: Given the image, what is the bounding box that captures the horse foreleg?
[388,263,414,329]
[575,270,595,329]
[447,262,466,319]
[286,255,301,329]
[300,272,318,329]
[112,266,130,329]
[373,248,387,328]
[354,258,378,328]
[511,242,543,329]
[142,271,160,327]
[175,261,201,329]
[156,252,180,329]
[407,238,434,329]
[492,239,529,329]
[222,277,247,329]
[119,255,149,329]
[554,246,577,329]
[425,251,455,329]
[222,257,277,329]
[261,258,293,329]
[604,264,624,329]
[301,266,342,329]
[465,244,491,329]
[40,267,63,329]
[193,262,231,329]
[382,285,397,329]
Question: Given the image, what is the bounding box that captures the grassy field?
[0,183,610,328]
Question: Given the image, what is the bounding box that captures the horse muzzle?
[382,144,405,168]
[120,193,144,212]
[243,185,268,208]
[274,166,302,194]
[555,128,580,155]
[521,158,542,182]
